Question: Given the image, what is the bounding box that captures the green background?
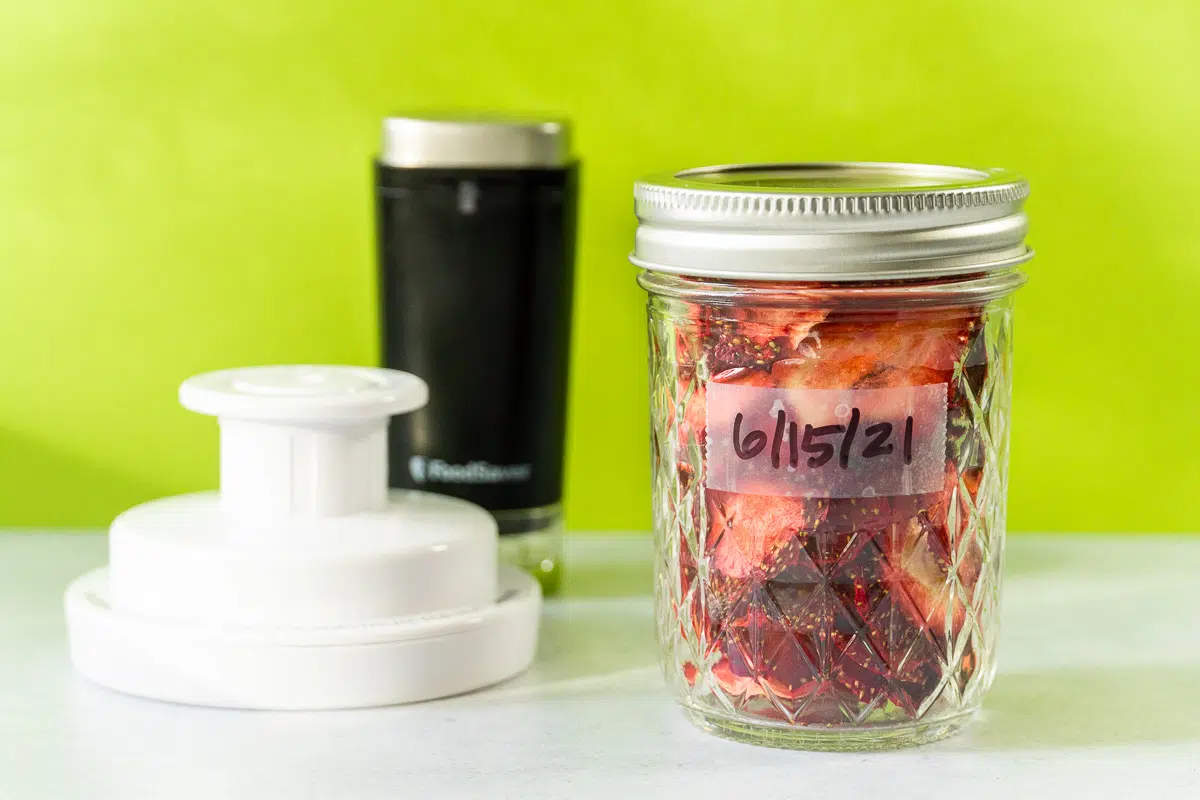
[2,1,1198,532]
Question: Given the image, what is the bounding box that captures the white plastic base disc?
[65,565,540,710]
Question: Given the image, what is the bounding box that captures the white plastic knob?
[180,366,428,522]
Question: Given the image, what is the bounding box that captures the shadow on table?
[953,662,1200,750]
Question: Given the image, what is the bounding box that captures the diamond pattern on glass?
[651,299,1014,731]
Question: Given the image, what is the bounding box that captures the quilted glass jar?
[633,163,1031,750]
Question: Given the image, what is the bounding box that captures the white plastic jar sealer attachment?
[64,365,541,710]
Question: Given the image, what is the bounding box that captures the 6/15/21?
[731,407,914,471]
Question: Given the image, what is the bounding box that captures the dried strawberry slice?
[708,320,784,370]
[890,641,944,715]
[711,598,821,705]
[830,629,891,710]
[737,305,826,341]
[673,366,773,460]
[824,526,888,621]
[678,522,698,598]
[711,366,776,387]
[810,496,956,715]
[706,490,826,581]
[879,466,985,651]
[771,353,881,391]
[676,378,707,447]
[955,636,980,692]
[701,306,828,372]
[731,307,828,357]
[946,319,989,466]
[758,607,822,702]
[772,311,976,391]
[711,630,759,698]
[673,303,708,367]
[762,556,837,668]
[819,495,933,541]
[675,330,698,372]
[677,495,719,647]
[951,467,986,616]
[882,516,956,639]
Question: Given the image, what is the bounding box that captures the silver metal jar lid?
[631,162,1031,281]
[380,115,571,169]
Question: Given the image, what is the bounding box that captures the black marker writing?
[863,422,893,459]
[733,413,767,460]
[839,407,860,469]
[731,409,918,471]
[788,421,799,469]
[802,423,844,468]
[770,410,786,469]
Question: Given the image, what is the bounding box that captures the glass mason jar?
[634,163,1031,750]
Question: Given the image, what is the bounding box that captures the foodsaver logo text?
[408,456,532,485]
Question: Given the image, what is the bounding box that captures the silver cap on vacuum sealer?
[381,115,572,169]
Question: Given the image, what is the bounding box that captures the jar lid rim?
[632,162,1031,280]
[636,162,1026,208]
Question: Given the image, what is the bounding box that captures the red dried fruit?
[677,461,696,491]
[732,307,828,357]
[706,490,825,581]
[678,524,698,598]
[879,466,984,650]
[882,517,957,636]
[708,320,783,370]
[666,288,997,728]
[712,602,821,704]
[674,366,772,456]
[830,630,890,709]
[711,367,775,387]
[677,378,707,445]
[772,311,977,391]
[772,353,881,391]
[889,643,944,715]
[711,643,760,698]
[701,307,829,372]
[674,307,706,369]
[822,526,888,620]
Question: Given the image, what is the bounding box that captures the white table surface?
[2,532,1199,799]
